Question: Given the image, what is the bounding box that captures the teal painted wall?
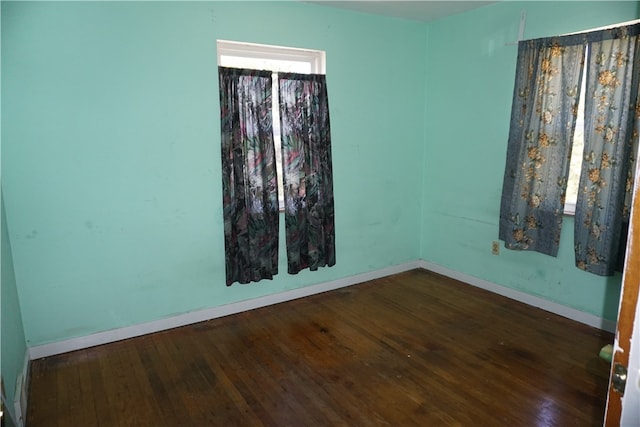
[1,190,28,421]
[421,1,639,321]
[3,0,636,349]
[1,2,427,346]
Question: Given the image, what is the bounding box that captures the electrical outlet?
[491,241,500,255]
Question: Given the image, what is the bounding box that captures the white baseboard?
[29,259,614,360]
[29,261,422,359]
[418,260,617,333]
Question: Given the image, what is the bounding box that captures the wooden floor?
[27,269,613,426]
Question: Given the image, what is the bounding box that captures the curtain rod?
[505,16,640,47]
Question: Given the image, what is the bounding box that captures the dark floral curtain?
[574,24,640,276]
[278,73,336,274]
[219,67,279,286]
[499,36,586,256]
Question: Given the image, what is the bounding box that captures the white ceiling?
[306,1,497,23]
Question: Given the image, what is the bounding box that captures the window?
[500,20,639,275]
[218,41,335,284]
[564,53,587,215]
[217,40,326,211]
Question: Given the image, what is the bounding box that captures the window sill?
[564,202,576,216]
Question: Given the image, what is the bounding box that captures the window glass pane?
[219,56,311,74]
[272,74,284,211]
[565,57,587,214]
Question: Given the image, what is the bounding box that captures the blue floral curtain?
[499,36,586,256]
[219,67,279,286]
[574,24,640,276]
[500,23,640,276]
[278,73,336,274]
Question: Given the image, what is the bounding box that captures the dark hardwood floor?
[27,269,613,426]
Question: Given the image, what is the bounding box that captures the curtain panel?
[278,73,336,274]
[499,37,585,256]
[219,67,279,286]
[575,24,640,275]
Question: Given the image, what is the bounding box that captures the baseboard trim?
[29,261,422,359]
[29,259,615,359]
[418,260,617,333]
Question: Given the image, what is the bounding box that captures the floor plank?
[27,269,613,426]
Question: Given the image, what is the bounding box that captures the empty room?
[2,1,640,425]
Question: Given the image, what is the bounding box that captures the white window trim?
[217,40,325,74]
[564,202,576,216]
